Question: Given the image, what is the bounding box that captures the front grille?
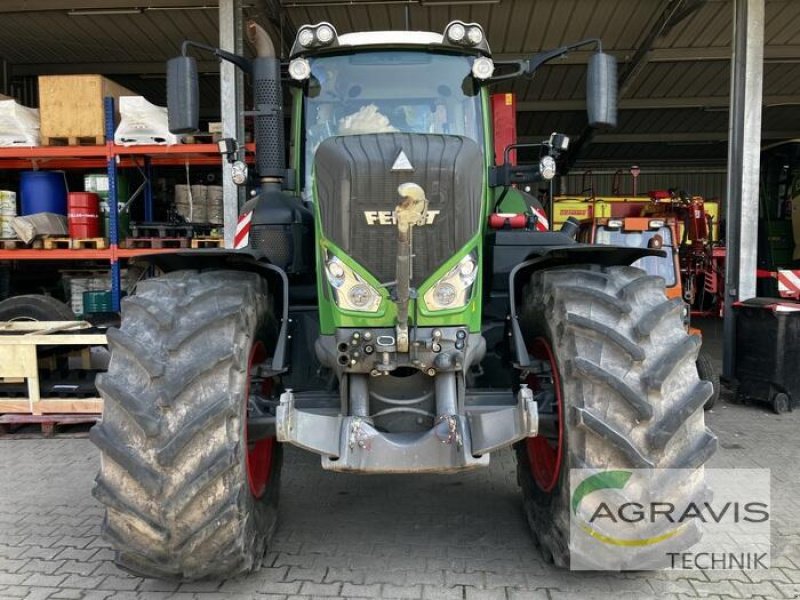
[314,133,483,285]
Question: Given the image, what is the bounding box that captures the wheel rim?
[525,337,564,493]
[245,341,275,499]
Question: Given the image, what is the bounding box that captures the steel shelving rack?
[0,98,253,311]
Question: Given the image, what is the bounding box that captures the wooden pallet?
[42,237,72,250]
[41,237,108,250]
[41,135,105,147]
[0,238,43,250]
[191,237,224,249]
[125,237,189,249]
[71,237,107,250]
[0,413,99,438]
[0,321,106,416]
[130,222,214,239]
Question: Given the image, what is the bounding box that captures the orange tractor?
[575,214,720,409]
[552,187,725,317]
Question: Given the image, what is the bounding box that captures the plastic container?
[20,171,67,215]
[85,173,130,241]
[0,190,16,216]
[0,218,14,238]
[0,191,16,237]
[84,173,129,202]
[82,290,112,314]
[67,192,100,238]
[67,275,109,315]
[734,298,800,413]
[100,202,130,241]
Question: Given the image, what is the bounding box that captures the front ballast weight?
[276,325,539,473]
[276,384,538,473]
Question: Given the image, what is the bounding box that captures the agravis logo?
[572,470,686,547]
[569,468,771,570]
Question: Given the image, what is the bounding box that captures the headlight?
[316,23,335,43]
[423,254,478,311]
[324,254,381,312]
[447,23,466,42]
[472,56,495,80]
[467,26,484,45]
[288,57,311,81]
[297,28,314,47]
[539,155,557,180]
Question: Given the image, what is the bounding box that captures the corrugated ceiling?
[0,0,798,166]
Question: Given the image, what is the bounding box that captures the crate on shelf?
[38,75,134,143]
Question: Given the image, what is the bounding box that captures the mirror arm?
[181,40,252,75]
[487,60,527,83]
[527,38,603,74]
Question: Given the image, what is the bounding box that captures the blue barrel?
[20,171,67,216]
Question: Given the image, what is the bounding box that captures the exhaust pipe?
[246,21,284,187]
[247,20,275,58]
[394,182,429,353]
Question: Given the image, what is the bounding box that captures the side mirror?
[586,52,618,128]
[167,56,199,134]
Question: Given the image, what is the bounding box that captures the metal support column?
[143,156,153,222]
[0,58,8,96]
[220,0,245,248]
[723,0,764,378]
[105,97,122,312]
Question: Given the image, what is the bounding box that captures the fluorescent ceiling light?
[68,8,143,16]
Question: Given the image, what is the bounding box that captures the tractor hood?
[314,132,483,287]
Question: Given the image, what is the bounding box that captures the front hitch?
[394,182,429,353]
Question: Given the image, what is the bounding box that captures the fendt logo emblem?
[364,210,440,225]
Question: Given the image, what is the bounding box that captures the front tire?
[515,266,717,568]
[90,270,282,580]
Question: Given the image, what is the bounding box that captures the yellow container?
[552,198,612,228]
[552,199,593,228]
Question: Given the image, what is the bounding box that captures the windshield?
[302,50,484,196]
[596,226,677,286]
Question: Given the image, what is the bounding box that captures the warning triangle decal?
[391,150,414,172]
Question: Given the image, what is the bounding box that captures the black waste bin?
[734,298,800,413]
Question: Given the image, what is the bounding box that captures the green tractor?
[90,20,716,579]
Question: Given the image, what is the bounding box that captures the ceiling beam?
[495,45,800,65]
[11,61,220,76]
[516,94,800,111]
[0,0,217,12]
[521,131,797,144]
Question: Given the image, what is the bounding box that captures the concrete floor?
[0,320,797,600]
